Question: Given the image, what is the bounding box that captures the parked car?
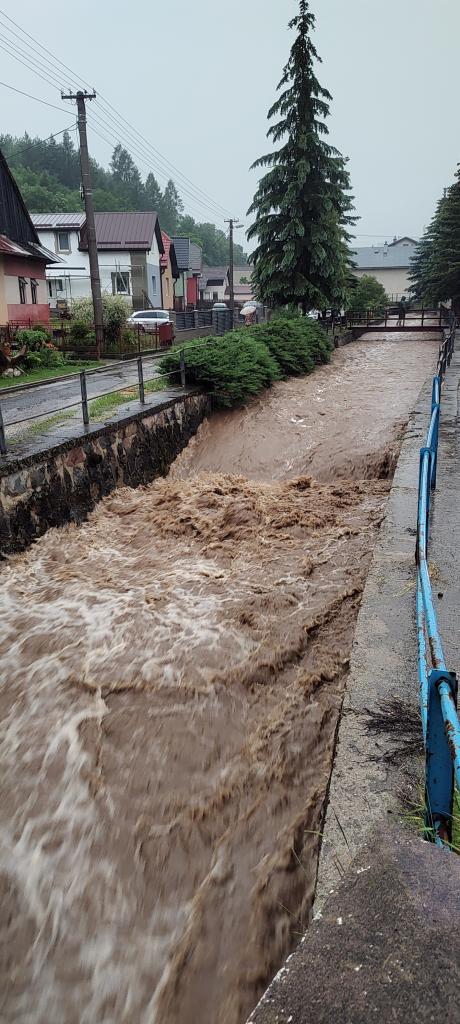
[127,309,171,330]
[212,302,228,310]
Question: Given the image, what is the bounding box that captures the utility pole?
[225,218,243,322]
[62,90,104,358]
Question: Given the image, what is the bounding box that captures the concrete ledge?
[313,372,434,906]
[249,827,460,1024]
[0,390,211,554]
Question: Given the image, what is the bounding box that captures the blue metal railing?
[416,318,459,846]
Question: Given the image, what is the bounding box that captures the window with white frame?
[18,277,27,304]
[30,279,38,304]
[56,231,71,253]
[152,274,157,295]
[111,272,130,295]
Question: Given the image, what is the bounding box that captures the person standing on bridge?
[397,297,406,326]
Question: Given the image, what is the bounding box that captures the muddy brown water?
[0,334,438,1023]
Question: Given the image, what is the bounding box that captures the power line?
[0,79,66,112]
[86,114,231,223]
[0,7,234,220]
[2,123,76,159]
[1,25,230,222]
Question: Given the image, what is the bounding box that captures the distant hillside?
[0,130,248,267]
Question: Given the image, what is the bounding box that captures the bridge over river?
[0,328,449,1023]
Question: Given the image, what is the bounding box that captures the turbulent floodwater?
[0,334,437,1024]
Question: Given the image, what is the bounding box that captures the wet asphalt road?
[0,355,163,429]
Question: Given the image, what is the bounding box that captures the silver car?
[127,309,171,330]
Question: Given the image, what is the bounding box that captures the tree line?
[0,131,248,267]
[409,174,460,310]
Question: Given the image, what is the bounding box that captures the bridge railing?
[416,317,460,846]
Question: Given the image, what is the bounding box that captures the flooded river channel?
[0,334,438,1023]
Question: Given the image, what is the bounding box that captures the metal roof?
[0,233,60,263]
[200,265,229,285]
[79,212,163,252]
[0,147,40,247]
[352,238,417,269]
[171,237,189,270]
[32,213,86,230]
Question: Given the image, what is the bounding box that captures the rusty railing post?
[80,370,89,425]
[0,403,7,455]
[137,353,145,404]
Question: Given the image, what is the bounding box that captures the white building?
[351,236,417,301]
[32,212,164,311]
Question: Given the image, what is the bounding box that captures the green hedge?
[159,315,332,407]
[250,315,332,376]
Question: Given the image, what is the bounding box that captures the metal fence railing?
[416,316,460,846]
[0,351,186,456]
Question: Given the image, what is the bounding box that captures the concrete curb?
[315,372,433,907]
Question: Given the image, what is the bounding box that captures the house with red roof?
[32,211,164,311]
[160,232,179,310]
[0,148,58,325]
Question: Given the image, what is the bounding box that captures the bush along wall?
[159,316,333,406]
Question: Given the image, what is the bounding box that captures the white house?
[32,212,164,311]
[351,236,417,301]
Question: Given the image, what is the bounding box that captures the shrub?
[347,274,388,313]
[22,344,66,370]
[16,327,50,351]
[69,319,91,346]
[160,330,281,406]
[23,350,43,370]
[249,315,331,376]
[71,295,131,342]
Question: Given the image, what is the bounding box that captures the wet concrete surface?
[315,338,460,907]
[249,826,460,1024]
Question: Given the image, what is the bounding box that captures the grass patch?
[159,315,332,407]
[8,409,76,446]
[0,360,103,389]
[88,376,171,420]
[364,695,460,853]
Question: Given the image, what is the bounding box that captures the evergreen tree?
[110,144,144,208]
[161,179,184,234]
[247,0,355,311]
[144,172,163,212]
[424,181,460,309]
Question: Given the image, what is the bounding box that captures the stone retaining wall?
[0,392,211,555]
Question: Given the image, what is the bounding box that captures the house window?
[48,279,64,297]
[213,291,219,301]
[56,231,71,253]
[111,272,130,295]
[18,277,27,304]
[30,279,38,304]
[152,274,157,295]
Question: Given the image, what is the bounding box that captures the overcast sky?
[1,0,459,248]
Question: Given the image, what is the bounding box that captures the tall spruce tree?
[247,0,355,311]
[409,179,460,309]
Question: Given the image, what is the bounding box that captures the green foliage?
[69,319,92,346]
[0,131,249,265]
[160,331,281,406]
[159,315,330,406]
[16,327,50,350]
[70,295,131,342]
[347,274,388,312]
[15,326,64,369]
[409,184,460,308]
[247,0,355,311]
[251,315,332,376]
